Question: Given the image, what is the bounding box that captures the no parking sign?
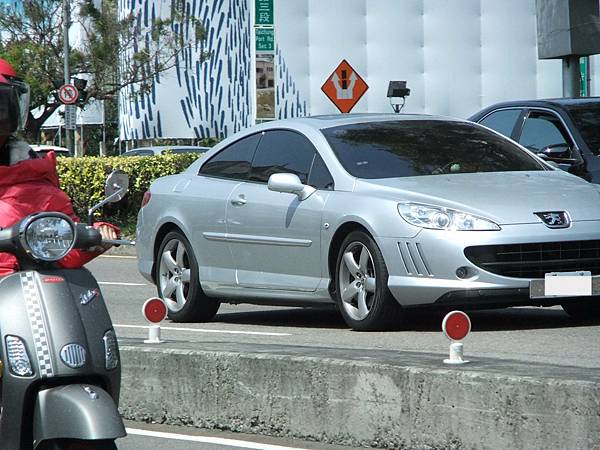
[58,83,79,105]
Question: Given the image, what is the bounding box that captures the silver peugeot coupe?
[136,114,600,330]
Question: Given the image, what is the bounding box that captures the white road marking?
[99,254,137,259]
[99,281,147,286]
[125,427,309,449]
[115,324,292,336]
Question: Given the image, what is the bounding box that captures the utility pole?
[562,55,581,98]
[63,0,74,154]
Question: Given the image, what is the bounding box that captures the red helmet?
[0,59,17,78]
[0,58,30,135]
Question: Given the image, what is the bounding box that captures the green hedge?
[56,153,201,224]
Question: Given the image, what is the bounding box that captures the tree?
[0,0,206,145]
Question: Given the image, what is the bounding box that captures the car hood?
[357,171,600,225]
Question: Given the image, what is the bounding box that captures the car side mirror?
[540,143,572,159]
[268,173,316,201]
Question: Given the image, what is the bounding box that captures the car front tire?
[561,298,600,321]
[155,231,220,322]
[335,231,403,331]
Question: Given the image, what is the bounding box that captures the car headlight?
[398,203,500,231]
[20,213,76,261]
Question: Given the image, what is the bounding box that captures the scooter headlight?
[5,335,33,377]
[20,213,76,261]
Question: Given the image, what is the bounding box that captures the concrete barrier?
[119,339,600,450]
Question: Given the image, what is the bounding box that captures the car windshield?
[564,105,600,155]
[321,120,545,179]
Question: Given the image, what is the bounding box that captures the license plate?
[530,271,592,298]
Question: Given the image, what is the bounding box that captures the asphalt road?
[119,420,355,450]
[89,254,600,369]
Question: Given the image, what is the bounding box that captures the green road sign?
[580,56,589,97]
[256,27,274,52]
[256,0,273,25]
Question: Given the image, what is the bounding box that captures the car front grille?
[464,240,600,279]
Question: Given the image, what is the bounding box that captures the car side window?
[518,111,571,152]
[308,153,334,190]
[199,133,261,180]
[479,109,522,137]
[249,130,316,184]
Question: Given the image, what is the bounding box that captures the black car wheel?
[155,231,220,322]
[561,298,600,321]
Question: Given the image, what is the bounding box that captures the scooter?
[0,170,131,450]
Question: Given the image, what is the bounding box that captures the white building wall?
[120,0,596,140]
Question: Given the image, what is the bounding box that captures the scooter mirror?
[105,170,129,203]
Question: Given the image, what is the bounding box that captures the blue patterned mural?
[118,0,311,140]
[119,0,252,140]
[276,45,308,120]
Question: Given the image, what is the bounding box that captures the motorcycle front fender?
[33,384,126,448]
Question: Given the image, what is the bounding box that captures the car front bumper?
[378,220,600,307]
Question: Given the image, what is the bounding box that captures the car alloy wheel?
[338,242,377,321]
[155,231,220,322]
[158,237,192,313]
[335,231,403,331]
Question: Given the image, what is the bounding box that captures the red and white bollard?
[441,310,471,365]
[142,297,168,344]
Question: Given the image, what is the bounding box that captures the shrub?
[56,153,201,224]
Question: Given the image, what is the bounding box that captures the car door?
[191,133,261,288]
[226,129,332,292]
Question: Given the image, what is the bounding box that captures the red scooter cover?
[0,151,118,276]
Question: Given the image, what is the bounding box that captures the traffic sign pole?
[62,0,74,155]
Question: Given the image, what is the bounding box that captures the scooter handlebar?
[74,223,102,249]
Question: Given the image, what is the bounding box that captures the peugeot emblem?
[535,211,571,229]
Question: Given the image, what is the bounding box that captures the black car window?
[308,153,334,190]
[479,109,522,137]
[322,120,544,179]
[199,133,261,180]
[565,105,600,155]
[518,112,571,152]
[249,130,315,184]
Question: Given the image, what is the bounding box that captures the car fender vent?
[398,242,433,277]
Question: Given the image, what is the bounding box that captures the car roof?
[127,145,209,152]
[30,145,70,152]
[253,113,462,132]
[474,97,600,113]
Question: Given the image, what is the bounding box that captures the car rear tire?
[335,231,403,331]
[155,231,220,322]
[561,298,600,320]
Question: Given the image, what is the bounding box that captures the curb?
[118,339,600,449]
[105,244,137,257]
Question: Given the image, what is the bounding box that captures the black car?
[469,98,600,183]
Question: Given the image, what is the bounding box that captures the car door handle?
[230,195,247,206]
